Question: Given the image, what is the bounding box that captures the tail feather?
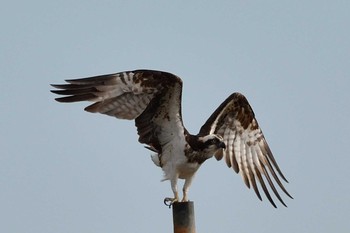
[150,154,161,167]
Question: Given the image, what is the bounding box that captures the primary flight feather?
[51,69,292,208]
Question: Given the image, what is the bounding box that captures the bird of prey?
[51,69,292,208]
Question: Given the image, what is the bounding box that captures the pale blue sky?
[1,1,350,232]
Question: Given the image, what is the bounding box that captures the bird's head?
[198,134,226,154]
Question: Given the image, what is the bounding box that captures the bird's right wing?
[51,69,185,152]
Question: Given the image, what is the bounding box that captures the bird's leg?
[164,177,179,207]
[181,177,194,202]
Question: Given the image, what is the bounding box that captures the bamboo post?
[172,201,196,233]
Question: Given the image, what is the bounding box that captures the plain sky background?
[1,1,349,232]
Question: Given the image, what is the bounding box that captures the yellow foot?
[164,197,178,208]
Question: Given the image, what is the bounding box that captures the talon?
[164,197,178,208]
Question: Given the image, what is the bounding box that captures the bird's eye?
[210,138,218,144]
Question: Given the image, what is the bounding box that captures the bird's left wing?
[199,93,292,207]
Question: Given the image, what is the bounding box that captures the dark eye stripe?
[211,138,218,144]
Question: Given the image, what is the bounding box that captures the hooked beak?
[219,142,226,149]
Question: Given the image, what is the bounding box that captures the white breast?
[158,135,200,181]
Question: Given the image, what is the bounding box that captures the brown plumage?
[51,69,292,208]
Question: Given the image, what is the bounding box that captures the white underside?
[150,133,201,202]
[152,143,201,181]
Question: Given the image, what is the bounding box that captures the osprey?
[51,69,292,208]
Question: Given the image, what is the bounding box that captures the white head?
[197,134,226,154]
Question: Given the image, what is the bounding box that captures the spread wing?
[51,69,185,152]
[199,92,293,207]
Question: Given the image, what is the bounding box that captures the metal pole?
[172,201,196,233]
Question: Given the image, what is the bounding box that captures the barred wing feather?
[199,93,293,207]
